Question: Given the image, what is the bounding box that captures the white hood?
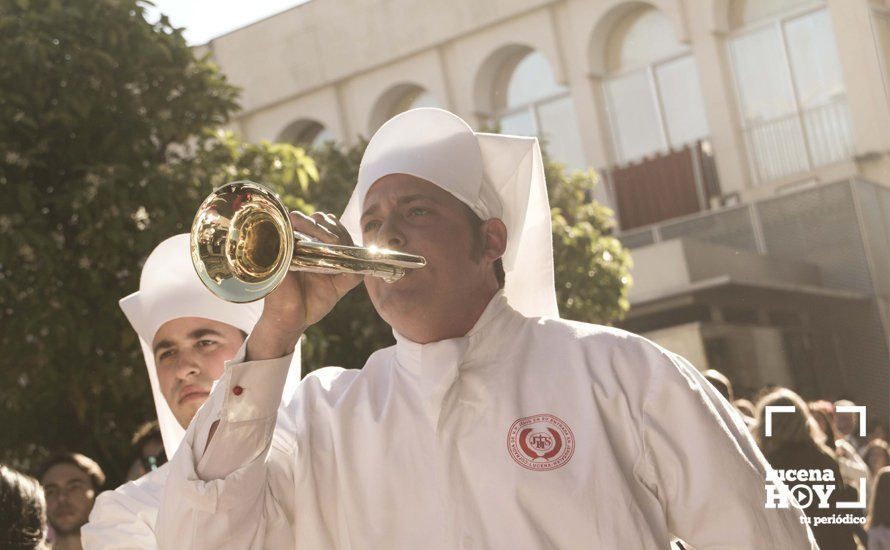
[341,107,558,319]
[119,234,300,456]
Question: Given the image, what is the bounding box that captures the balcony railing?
[615,178,882,295]
[743,97,854,185]
[616,202,761,253]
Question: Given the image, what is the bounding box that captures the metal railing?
[743,97,854,185]
[616,202,761,253]
[615,178,882,295]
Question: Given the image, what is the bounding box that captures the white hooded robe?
[155,110,817,549]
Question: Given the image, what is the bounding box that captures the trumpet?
[190,181,426,303]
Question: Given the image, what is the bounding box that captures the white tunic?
[157,292,817,549]
[82,398,300,549]
[82,465,168,549]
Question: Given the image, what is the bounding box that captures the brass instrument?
[190,181,426,303]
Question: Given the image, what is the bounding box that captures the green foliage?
[0,0,315,482]
[545,159,632,324]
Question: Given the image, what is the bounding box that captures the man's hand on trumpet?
[246,210,362,362]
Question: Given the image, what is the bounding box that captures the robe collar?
[392,289,511,373]
[390,291,517,424]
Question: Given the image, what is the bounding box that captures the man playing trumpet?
[157,108,817,548]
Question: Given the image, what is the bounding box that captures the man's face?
[152,317,245,428]
[42,463,95,535]
[360,174,504,340]
[835,412,855,436]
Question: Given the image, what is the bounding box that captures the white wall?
[205,0,890,201]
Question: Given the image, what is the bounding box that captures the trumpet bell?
[191,181,296,303]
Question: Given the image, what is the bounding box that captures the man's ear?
[481,218,508,262]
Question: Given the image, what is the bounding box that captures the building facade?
[200,0,890,417]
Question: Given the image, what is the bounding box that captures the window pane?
[391,89,441,117]
[498,108,536,137]
[730,26,796,122]
[655,55,710,147]
[604,69,664,163]
[309,127,334,149]
[506,51,565,108]
[536,96,587,170]
[784,9,845,108]
[409,90,441,110]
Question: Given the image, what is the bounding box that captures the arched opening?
[477,45,585,169]
[593,4,719,231]
[277,119,334,150]
[600,5,710,164]
[368,83,441,134]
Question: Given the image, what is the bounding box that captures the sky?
[144,0,311,45]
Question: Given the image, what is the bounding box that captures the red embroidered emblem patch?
[507,414,575,471]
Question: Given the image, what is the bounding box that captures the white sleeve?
[81,487,159,549]
[634,351,819,549]
[155,345,297,550]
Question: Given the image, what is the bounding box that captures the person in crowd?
[0,464,47,549]
[755,389,858,550]
[157,108,817,549]
[810,399,872,544]
[703,369,755,429]
[867,421,889,448]
[734,398,756,419]
[835,399,867,451]
[812,399,871,486]
[39,453,104,550]
[753,383,780,404]
[863,440,890,477]
[809,400,838,452]
[867,466,890,550]
[703,369,733,401]
[81,234,301,548]
[125,421,166,482]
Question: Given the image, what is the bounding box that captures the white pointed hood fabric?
[340,107,558,319]
[119,234,300,457]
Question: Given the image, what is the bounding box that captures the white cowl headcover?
[119,234,300,457]
[340,107,558,318]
